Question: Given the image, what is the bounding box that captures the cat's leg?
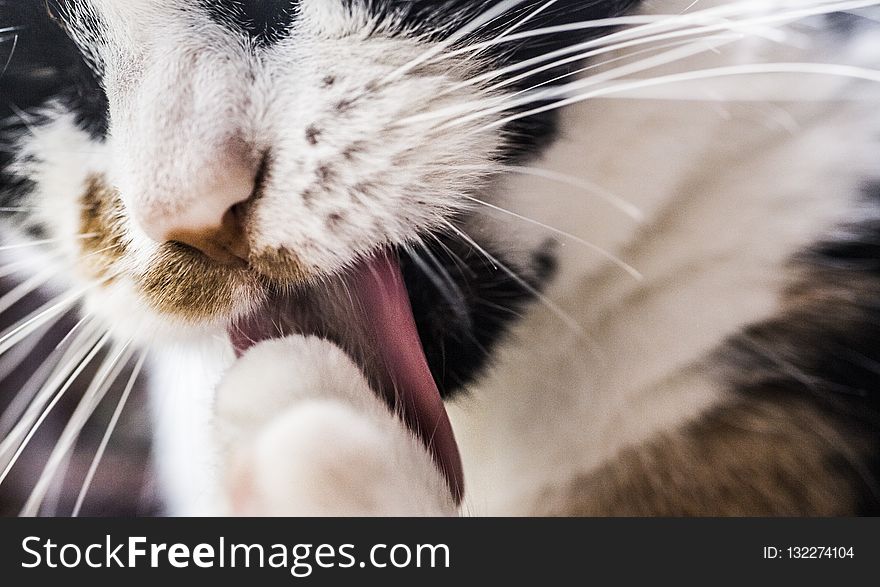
[214,335,456,516]
[527,396,873,516]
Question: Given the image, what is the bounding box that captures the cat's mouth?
[227,250,464,504]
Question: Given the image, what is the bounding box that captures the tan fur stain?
[79,176,129,281]
[140,242,254,321]
[249,246,309,284]
[531,398,869,516]
[79,175,260,322]
[78,176,321,323]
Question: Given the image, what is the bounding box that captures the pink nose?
[138,155,257,265]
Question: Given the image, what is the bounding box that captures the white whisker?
[437,2,800,96]
[434,34,740,131]
[0,322,102,451]
[451,163,643,220]
[0,316,59,385]
[477,62,880,133]
[407,32,741,128]
[0,33,18,78]
[72,351,147,517]
[402,243,472,330]
[21,339,135,517]
[0,330,112,488]
[0,233,98,252]
[0,266,58,316]
[414,0,878,128]
[379,0,532,85]
[445,14,681,61]
[441,219,589,339]
[0,315,96,438]
[494,0,559,40]
[490,0,880,90]
[0,294,82,358]
[459,194,643,281]
[464,0,561,62]
[500,36,726,102]
[0,250,63,281]
[0,270,120,358]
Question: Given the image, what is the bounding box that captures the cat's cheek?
[213,336,456,516]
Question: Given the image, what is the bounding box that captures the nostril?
[167,205,250,266]
[135,145,265,264]
[223,204,251,259]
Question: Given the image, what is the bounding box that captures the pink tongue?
[350,252,464,504]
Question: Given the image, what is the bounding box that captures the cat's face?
[2,0,640,393]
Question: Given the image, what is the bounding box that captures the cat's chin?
[226,249,464,504]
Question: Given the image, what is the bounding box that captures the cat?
[1,0,879,516]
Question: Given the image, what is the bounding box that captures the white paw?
[214,335,455,516]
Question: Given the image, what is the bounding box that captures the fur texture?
[1,0,879,516]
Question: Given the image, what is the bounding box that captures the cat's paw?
[214,335,455,516]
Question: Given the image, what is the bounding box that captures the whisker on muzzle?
[20,338,135,517]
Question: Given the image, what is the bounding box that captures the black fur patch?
[201,0,296,45]
[0,2,107,137]
[1,0,107,216]
[400,236,555,398]
[370,0,643,159]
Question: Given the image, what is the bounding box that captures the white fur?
[5,1,880,516]
[13,1,504,339]
[88,0,502,277]
[214,336,454,516]
[148,339,231,516]
[453,0,880,513]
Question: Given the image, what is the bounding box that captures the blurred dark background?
[0,273,159,517]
